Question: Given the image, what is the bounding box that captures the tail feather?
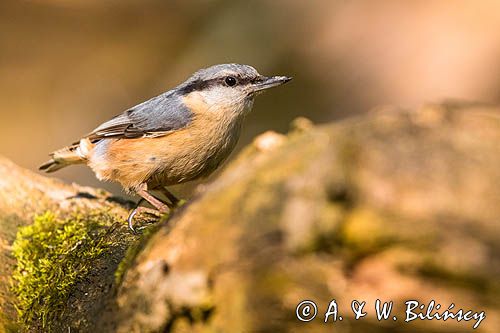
[39,159,68,173]
[39,139,92,173]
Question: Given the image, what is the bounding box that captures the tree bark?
[1,104,499,332]
[0,155,138,332]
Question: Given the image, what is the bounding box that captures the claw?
[127,206,162,233]
[127,185,181,234]
[127,208,139,233]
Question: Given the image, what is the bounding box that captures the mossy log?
[1,104,499,332]
[0,154,150,332]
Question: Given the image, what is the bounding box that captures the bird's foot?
[127,206,162,233]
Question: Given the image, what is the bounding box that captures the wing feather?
[84,90,193,142]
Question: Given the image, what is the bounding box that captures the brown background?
[1,0,500,195]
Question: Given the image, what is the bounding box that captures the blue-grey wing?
[86,91,193,141]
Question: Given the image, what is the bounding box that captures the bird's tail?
[39,139,93,173]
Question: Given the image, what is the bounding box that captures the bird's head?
[176,63,291,116]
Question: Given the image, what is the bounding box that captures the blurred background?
[2,0,500,196]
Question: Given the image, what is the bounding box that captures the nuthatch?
[40,64,291,230]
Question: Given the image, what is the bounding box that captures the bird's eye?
[224,76,238,87]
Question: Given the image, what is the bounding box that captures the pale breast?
[148,108,244,187]
[88,93,245,191]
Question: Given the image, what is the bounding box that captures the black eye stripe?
[177,79,213,94]
[239,77,257,85]
[178,76,259,94]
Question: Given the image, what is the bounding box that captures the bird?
[40,63,291,231]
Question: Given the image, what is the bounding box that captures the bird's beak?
[252,76,292,92]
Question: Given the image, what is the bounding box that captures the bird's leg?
[136,188,169,212]
[127,198,160,232]
[135,197,146,208]
[127,184,170,233]
[159,187,180,207]
[127,206,161,233]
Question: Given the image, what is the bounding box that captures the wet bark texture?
[1,104,499,332]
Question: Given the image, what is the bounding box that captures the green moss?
[11,211,119,330]
[114,221,161,286]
